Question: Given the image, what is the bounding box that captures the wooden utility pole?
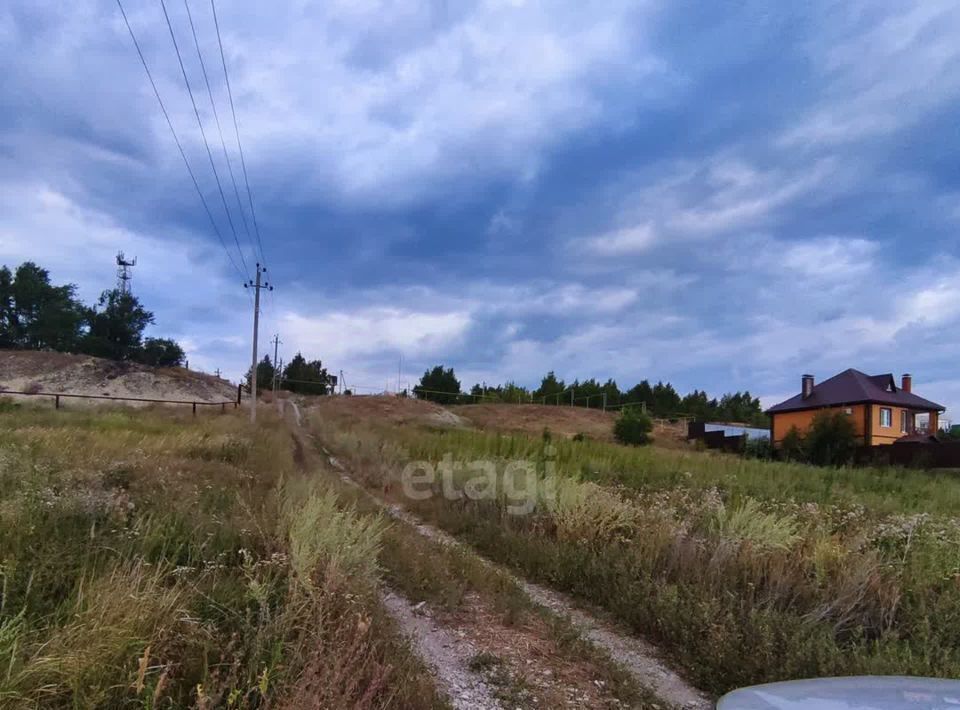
[245,263,271,423]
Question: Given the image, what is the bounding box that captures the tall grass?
[391,426,960,515]
[317,420,960,695]
[0,405,443,709]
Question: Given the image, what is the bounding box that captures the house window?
[901,410,911,433]
[880,407,892,428]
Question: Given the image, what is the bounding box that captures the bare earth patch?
[0,350,235,405]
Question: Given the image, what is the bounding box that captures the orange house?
[766,370,945,446]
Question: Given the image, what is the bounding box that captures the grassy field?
[314,415,960,696]
[0,401,443,709]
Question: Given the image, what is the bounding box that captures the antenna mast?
[116,251,137,294]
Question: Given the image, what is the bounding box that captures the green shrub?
[806,411,858,467]
[744,435,772,459]
[613,408,652,446]
[779,425,806,462]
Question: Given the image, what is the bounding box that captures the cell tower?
[116,251,137,294]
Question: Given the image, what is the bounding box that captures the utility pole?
[215,368,221,378]
[602,392,607,412]
[271,334,282,391]
[245,263,271,423]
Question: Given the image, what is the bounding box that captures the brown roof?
[766,368,945,414]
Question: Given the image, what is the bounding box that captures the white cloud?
[899,281,960,326]
[581,224,657,255]
[278,307,471,363]
[782,2,960,147]
[0,181,239,303]
[183,0,667,205]
[569,157,837,257]
[739,235,878,282]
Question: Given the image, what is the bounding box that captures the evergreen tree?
[623,379,654,408]
[281,353,330,395]
[601,378,621,409]
[246,355,276,394]
[533,371,566,404]
[0,266,16,348]
[414,365,460,404]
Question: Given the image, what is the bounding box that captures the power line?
[115,0,247,282]
[211,0,266,268]
[157,0,250,278]
[181,0,256,263]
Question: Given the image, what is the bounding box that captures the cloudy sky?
[2,1,959,415]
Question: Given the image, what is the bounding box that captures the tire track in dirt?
[320,446,710,710]
[284,401,505,709]
[381,591,505,710]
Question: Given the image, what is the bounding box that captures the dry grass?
[0,403,444,709]
[455,403,618,441]
[310,415,960,696]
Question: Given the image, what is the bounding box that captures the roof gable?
[766,368,945,414]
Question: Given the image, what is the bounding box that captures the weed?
[468,650,503,672]
[318,419,960,696]
[0,406,442,709]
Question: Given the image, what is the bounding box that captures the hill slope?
[0,350,235,404]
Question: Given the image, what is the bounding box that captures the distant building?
[766,370,944,447]
[704,423,769,440]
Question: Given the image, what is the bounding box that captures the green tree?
[600,378,621,409]
[806,411,858,467]
[3,262,86,351]
[137,337,185,367]
[0,266,15,348]
[573,378,603,407]
[281,353,330,395]
[533,371,566,405]
[414,365,461,404]
[613,408,653,446]
[501,381,530,404]
[651,381,681,417]
[80,289,154,360]
[623,380,653,409]
[246,355,276,394]
[681,389,712,420]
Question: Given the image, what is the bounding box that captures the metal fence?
[0,388,238,415]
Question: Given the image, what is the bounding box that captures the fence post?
[221,402,225,414]
[55,394,60,410]
[192,402,197,417]
[237,384,243,406]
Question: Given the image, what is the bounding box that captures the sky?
[1,1,959,417]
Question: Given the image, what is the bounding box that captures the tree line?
[248,353,334,396]
[415,365,768,426]
[0,262,185,366]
